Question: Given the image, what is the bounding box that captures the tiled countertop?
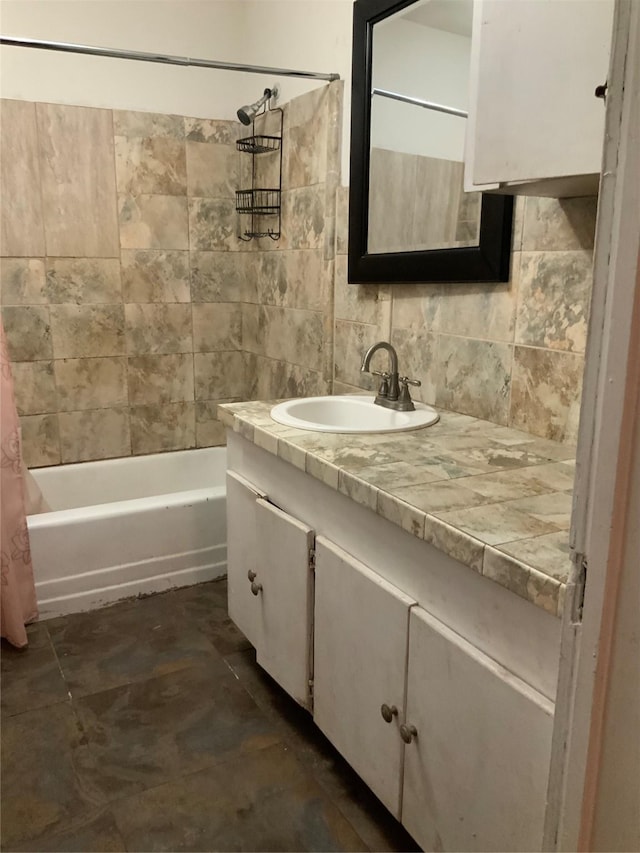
[219,401,576,618]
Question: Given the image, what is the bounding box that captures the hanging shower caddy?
[236,104,283,241]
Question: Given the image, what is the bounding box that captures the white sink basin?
[270,395,439,434]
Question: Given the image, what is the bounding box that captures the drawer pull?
[247,570,257,582]
[250,581,263,596]
[380,704,398,723]
[400,723,418,744]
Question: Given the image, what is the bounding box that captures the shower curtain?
[0,319,38,647]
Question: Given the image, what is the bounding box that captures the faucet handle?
[399,376,421,388]
[371,370,390,399]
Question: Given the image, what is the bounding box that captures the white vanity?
[221,401,572,852]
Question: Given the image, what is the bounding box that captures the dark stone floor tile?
[0,702,104,850]
[74,658,282,802]
[112,742,369,852]
[1,624,69,718]
[226,650,419,853]
[12,809,126,852]
[151,578,253,656]
[46,594,223,698]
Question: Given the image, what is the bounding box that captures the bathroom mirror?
[349,0,513,284]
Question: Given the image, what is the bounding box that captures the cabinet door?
[467,0,612,189]
[402,607,554,852]
[254,497,314,709]
[313,537,416,818]
[226,471,266,649]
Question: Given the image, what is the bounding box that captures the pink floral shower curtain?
[0,319,38,647]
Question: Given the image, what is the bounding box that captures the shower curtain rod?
[372,87,467,118]
[0,35,340,81]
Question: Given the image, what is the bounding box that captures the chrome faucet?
[360,341,421,412]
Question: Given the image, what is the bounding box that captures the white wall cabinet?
[226,436,560,851]
[465,0,614,197]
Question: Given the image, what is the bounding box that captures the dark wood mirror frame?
[348,0,514,285]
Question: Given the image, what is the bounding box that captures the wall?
[0,82,341,466]
[0,98,246,465]
[333,188,596,444]
[0,0,353,178]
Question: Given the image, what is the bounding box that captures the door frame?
[544,0,640,848]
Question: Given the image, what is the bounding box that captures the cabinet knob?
[400,723,418,744]
[380,704,398,723]
[250,581,263,596]
[247,570,257,582]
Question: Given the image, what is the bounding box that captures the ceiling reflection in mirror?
[368,0,481,254]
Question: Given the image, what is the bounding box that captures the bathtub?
[27,447,227,619]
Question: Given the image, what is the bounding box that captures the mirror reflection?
[368,0,481,254]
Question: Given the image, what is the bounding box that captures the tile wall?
[1,85,340,466]
[333,189,596,444]
[1,82,595,466]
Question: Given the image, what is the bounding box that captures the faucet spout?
[360,341,399,376]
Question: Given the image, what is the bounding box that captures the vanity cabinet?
[313,537,553,852]
[465,0,614,197]
[226,472,314,709]
[226,434,561,851]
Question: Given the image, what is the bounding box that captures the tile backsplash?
[2,83,594,466]
[333,190,596,444]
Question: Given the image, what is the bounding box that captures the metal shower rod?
[372,87,467,118]
[0,35,340,81]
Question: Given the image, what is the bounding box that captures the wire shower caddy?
[236,105,283,241]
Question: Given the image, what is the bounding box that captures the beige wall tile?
[287,106,328,189]
[2,306,52,361]
[437,277,517,343]
[510,346,584,443]
[120,250,190,303]
[185,118,237,145]
[118,194,189,250]
[192,303,242,352]
[390,327,439,405]
[195,401,227,447]
[54,357,127,411]
[127,353,194,405]
[124,303,192,355]
[194,351,246,400]
[188,199,236,251]
[20,413,60,467]
[245,353,327,400]
[0,100,45,257]
[335,186,349,256]
[186,141,237,198]
[391,284,442,333]
[113,111,184,140]
[59,408,131,463]
[190,251,247,302]
[130,402,195,454]
[283,186,325,250]
[435,336,513,425]
[115,136,186,196]
[335,255,390,325]
[333,320,381,390]
[12,361,56,415]
[1,259,46,305]
[50,305,125,358]
[516,251,592,353]
[255,305,325,370]
[46,258,122,304]
[37,103,119,257]
[522,196,597,251]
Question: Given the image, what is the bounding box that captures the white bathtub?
[27,448,227,619]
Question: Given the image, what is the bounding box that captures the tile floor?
[1,579,419,852]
